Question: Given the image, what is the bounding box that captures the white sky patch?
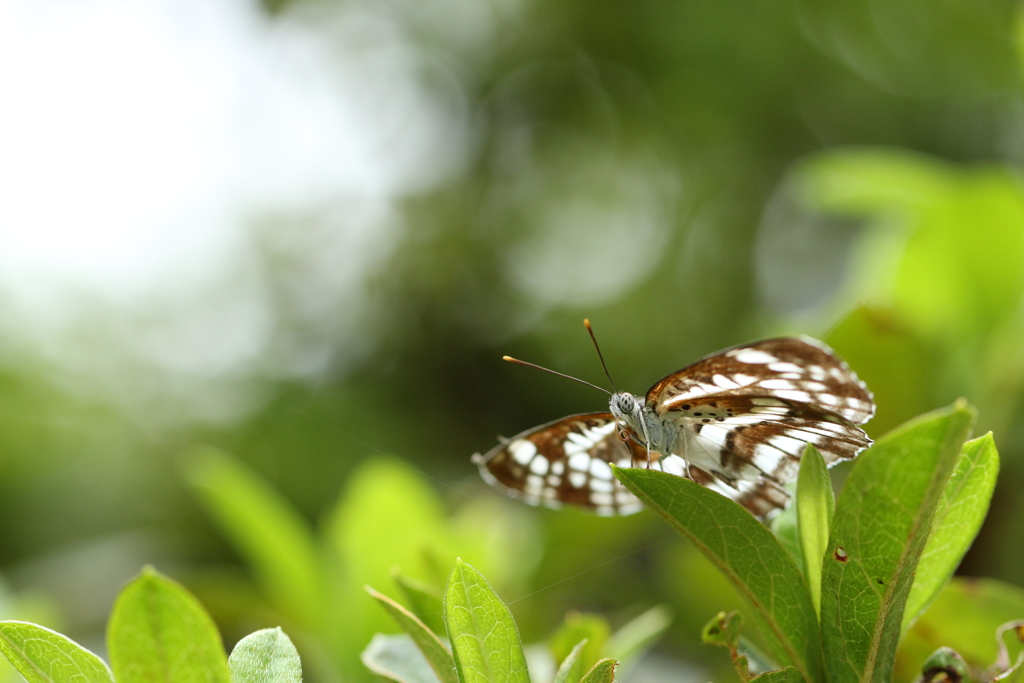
[0,0,471,422]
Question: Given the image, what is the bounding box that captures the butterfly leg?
[713,471,740,490]
[615,421,638,468]
[636,419,654,469]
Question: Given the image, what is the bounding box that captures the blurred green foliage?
[0,569,304,683]
[188,449,541,682]
[365,558,667,683]
[2,0,1024,680]
[898,577,1024,682]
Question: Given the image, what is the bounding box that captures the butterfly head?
[609,392,643,424]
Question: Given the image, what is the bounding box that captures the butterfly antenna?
[584,319,618,393]
[502,356,611,395]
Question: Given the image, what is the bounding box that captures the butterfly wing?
[474,412,796,517]
[687,465,791,518]
[473,413,649,516]
[646,336,874,423]
[645,337,873,493]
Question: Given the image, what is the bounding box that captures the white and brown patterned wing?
[679,396,872,483]
[687,466,792,518]
[472,413,646,516]
[645,337,874,497]
[474,413,801,518]
[646,337,874,424]
[475,413,802,520]
[641,452,792,518]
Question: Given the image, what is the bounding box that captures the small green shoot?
[228,628,302,683]
[365,559,669,682]
[795,444,834,618]
[365,586,458,683]
[552,639,587,683]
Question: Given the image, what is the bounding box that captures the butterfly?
[472,331,874,518]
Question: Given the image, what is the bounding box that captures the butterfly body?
[608,392,662,459]
[474,336,874,518]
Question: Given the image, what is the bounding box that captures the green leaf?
[802,151,1024,342]
[613,466,820,683]
[892,167,1024,341]
[897,577,1024,680]
[366,587,458,683]
[820,402,975,683]
[0,621,113,683]
[902,433,999,630]
[770,505,803,571]
[702,611,750,682]
[604,605,672,667]
[394,572,447,637]
[796,444,834,618]
[824,307,936,436]
[702,611,743,647]
[107,566,231,683]
[227,628,301,683]
[800,148,954,214]
[326,459,458,681]
[327,459,451,589]
[186,448,322,625]
[751,667,805,683]
[443,559,530,683]
[578,659,617,683]
[361,634,442,683]
[552,639,586,683]
[550,613,609,675]
[324,458,453,664]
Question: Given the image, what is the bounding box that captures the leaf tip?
[610,463,630,483]
[951,397,978,420]
[974,431,996,445]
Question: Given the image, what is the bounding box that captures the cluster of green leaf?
[614,401,1020,682]
[186,448,542,683]
[362,559,669,683]
[0,568,300,683]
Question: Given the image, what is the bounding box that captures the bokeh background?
[2,0,1024,680]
